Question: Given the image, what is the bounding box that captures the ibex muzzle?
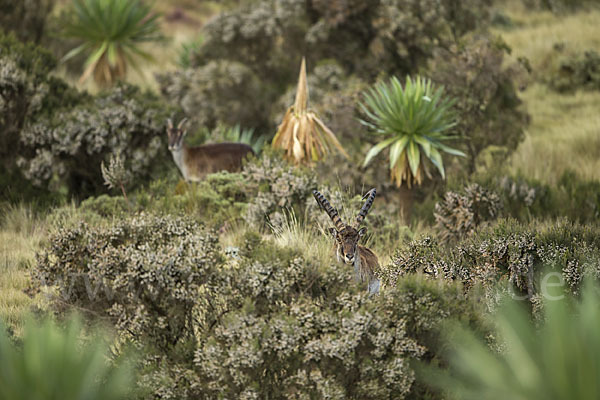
[166,118,255,182]
[313,188,380,295]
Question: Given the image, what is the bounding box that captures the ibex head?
[166,118,189,152]
[312,188,376,265]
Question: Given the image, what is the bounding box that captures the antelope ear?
[329,227,337,238]
[167,118,173,129]
[358,227,367,236]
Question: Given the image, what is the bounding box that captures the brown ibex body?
[167,118,254,182]
[313,188,380,295]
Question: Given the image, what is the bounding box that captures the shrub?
[0,31,80,170]
[35,215,484,399]
[35,214,222,350]
[17,83,176,197]
[159,0,494,136]
[156,60,267,131]
[382,219,600,311]
[434,183,501,243]
[0,316,134,400]
[429,37,528,174]
[242,150,318,228]
[547,49,600,92]
[0,0,54,44]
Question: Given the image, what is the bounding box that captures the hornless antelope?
[166,118,255,182]
[313,188,380,295]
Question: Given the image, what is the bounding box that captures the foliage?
[101,153,131,201]
[61,0,164,86]
[0,316,134,400]
[361,76,462,187]
[0,31,80,171]
[381,219,600,312]
[34,214,222,351]
[159,0,493,137]
[0,0,54,44]
[17,83,176,197]
[176,36,204,69]
[156,60,267,130]
[34,213,484,399]
[272,58,349,164]
[434,184,501,243]
[547,49,600,93]
[203,124,268,155]
[429,37,528,173]
[423,282,600,400]
[242,150,318,228]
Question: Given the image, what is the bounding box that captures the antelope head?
[312,188,376,265]
[166,118,189,152]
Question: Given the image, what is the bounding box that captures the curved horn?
[177,117,189,129]
[167,118,173,129]
[355,188,376,226]
[312,190,345,231]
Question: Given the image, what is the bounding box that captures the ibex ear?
[328,227,337,238]
[358,227,367,237]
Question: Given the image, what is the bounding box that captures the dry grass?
[0,204,49,335]
[492,3,600,184]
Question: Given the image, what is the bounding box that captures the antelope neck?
[170,147,188,180]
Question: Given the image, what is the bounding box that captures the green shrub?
[0,31,80,170]
[434,184,501,243]
[242,150,318,228]
[423,282,600,400]
[159,0,493,135]
[0,0,54,44]
[18,83,176,197]
[382,219,600,311]
[156,60,267,130]
[0,316,134,400]
[35,214,222,351]
[548,49,600,92]
[35,214,484,399]
[429,37,528,174]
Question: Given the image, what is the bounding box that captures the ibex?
[313,188,380,295]
[166,118,255,182]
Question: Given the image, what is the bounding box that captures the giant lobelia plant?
[272,57,349,164]
[61,0,163,86]
[360,76,463,188]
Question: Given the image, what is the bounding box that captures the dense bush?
[159,0,493,135]
[429,37,528,174]
[547,49,600,92]
[0,31,79,170]
[0,0,54,44]
[156,60,266,130]
[434,184,501,243]
[17,84,176,197]
[382,219,600,312]
[242,151,318,228]
[35,214,222,350]
[35,214,484,399]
